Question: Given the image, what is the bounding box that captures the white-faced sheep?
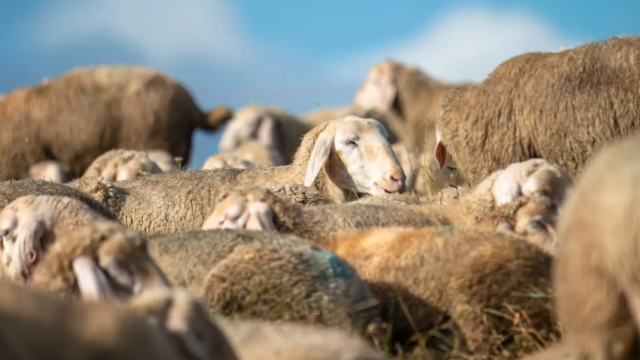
[28,161,73,183]
[0,195,170,301]
[83,149,164,181]
[522,131,640,360]
[147,229,382,336]
[69,116,407,233]
[433,35,640,185]
[0,65,233,180]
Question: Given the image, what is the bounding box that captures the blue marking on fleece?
[313,250,354,280]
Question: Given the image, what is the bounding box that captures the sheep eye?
[344,139,358,147]
[526,220,546,232]
[105,258,134,288]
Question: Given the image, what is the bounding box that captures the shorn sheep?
[0,196,170,301]
[433,35,640,185]
[147,229,382,336]
[0,65,233,180]
[83,149,164,181]
[522,132,640,359]
[71,116,407,233]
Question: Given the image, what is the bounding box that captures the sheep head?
[218,105,284,156]
[303,116,407,197]
[353,60,397,114]
[0,195,170,300]
[491,159,573,208]
[84,149,164,182]
[128,287,239,360]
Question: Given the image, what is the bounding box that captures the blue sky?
[1,0,638,168]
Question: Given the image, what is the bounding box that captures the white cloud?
[331,6,581,84]
[27,0,256,66]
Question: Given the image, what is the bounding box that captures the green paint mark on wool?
[313,250,354,280]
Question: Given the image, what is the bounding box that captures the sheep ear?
[72,255,115,301]
[257,115,282,151]
[14,218,45,266]
[304,131,333,187]
[434,141,447,170]
[354,72,396,111]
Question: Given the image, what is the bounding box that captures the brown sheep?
[147,229,382,336]
[433,35,640,185]
[522,132,640,359]
[0,196,170,301]
[0,65,232,180]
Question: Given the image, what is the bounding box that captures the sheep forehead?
[337,117,388,139]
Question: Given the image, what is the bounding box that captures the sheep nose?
[385,173,406,193]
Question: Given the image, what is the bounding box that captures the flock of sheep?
[0,34,639,360]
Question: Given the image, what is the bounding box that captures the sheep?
[352,59,467,186]
[83,149,165,181]
[70,116,406,233]
[202,165,563,251]
[0,195,170,301]
[0,65,233,180]
[521,131,640,360]
[0,278,189,360]
[324,226,555,357]
[128,286,386,360]
[206,140,285,168]
[146,229,382,336]
[218,104,310,164]
[145,149,180,172]
[433,36,640,185]
[28,160,72,183]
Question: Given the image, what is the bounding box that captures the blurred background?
[1,0,638,168]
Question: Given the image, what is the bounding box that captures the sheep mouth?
[372,182,397,195]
